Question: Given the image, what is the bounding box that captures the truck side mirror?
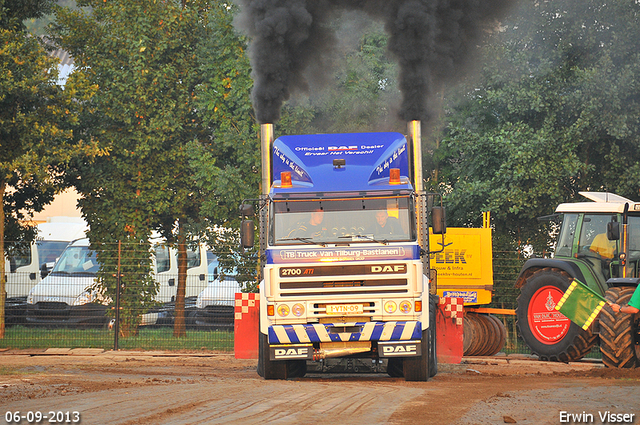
[432,206,447,235]
[40,262,50,279]
[607,221,620,240]
[240,204,255,217]
[241,219,255,248]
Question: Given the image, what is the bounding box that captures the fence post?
[114,241,121,351]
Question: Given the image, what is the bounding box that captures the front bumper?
[194,305,234,329]
[268,320,422,344]
[26,302,108,327]
[5,297,28,325]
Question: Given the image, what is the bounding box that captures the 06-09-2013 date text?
[5,411,81,424]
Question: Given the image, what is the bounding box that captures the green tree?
[311,27,403,134]
[52,0,267,336]
[434,0,640,252]
[0,0,98,337]
[189,3,260,292]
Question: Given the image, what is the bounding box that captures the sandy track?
[1,351,639,424]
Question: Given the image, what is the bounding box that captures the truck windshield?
[271,196,415,245]
[36,240,71,267]
[51,245,99,275]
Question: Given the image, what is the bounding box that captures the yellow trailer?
[429,213,510,356]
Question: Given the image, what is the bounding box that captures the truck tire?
[600,286,640,368]
[403,328,431,381]
[403,294,438,380]
[428,293,438,377]
[257,332,287,379]
[516,268,597,362]
[386,358,403,378]
[257,332,307,379]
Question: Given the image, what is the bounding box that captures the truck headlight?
[384,300,397,314]
[27,291,34,305]
[399,300,412,313]
[292,303,305,317]
[196,296,203,309]
[277,304,290,317]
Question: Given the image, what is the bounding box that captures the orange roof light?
[389,168,401,185]
[281,171,292,188]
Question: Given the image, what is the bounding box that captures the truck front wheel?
[402,294,438,381]
[257,332,306,379]
[600,286,639,368]
[516,268,597,362]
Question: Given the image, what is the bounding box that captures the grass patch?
[0,326,234,351]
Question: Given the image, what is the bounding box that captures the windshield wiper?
[277,237,327,247]
[339,234,388,245]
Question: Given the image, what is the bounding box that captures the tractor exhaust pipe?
[261,123,274,196]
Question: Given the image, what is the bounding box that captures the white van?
[25,237,208,327]
[5,217,87,324]
[194,255,241,329]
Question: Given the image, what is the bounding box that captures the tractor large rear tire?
[600,286,640,368]
[516,268,597,362]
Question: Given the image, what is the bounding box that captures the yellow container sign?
[429,227,493,305]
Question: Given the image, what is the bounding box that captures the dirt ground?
[1,349,639,425]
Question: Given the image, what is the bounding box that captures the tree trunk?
[173,228,187,338]
[0,181,6,338]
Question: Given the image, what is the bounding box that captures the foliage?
[0,0,56,30]
[433,0,640,252]
[52,0,220,336]
[310,26,403,134]
[50,0,270,333]
[24,0,76,35]
[0,0,99,337]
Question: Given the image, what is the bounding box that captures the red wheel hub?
[527,285,571,344]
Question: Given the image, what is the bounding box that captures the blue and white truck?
[241,122,445,381]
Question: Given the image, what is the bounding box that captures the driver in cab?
[287,208,327,239]
[372,210,402,236]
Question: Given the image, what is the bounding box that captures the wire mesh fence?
[1,238,251,352]
[1,245,601,358]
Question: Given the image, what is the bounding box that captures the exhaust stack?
[409,120,431,286]
[408,120,423,192]
[261,123,274,196]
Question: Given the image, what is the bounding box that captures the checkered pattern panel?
[439,296,464,326]
[234,292,259,321]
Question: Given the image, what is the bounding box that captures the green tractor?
[515,192,640,367]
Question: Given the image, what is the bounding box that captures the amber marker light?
[389,168,401,185]
[415,300,422,312]
[280,171,292,188]
[267,304,275,316]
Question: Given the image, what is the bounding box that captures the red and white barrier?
[234,293,260,359]
[436,297,464,364]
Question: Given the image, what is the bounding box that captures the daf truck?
[241,122,445,381]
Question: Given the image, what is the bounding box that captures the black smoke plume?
[235,0,512,124]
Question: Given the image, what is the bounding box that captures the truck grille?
[36,302,69,311]
[279,279,408,297]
